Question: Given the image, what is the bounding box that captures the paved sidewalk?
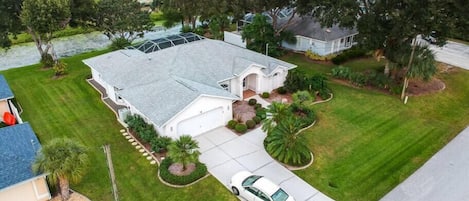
[195,127,334,201]
[381,126,469,201]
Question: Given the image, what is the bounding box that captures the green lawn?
[1,51,236,201]
[283,54,469,200]
[280,53,386,76]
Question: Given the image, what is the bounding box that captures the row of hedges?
[159,158,207,185]
[285,71,332,100]
[331,66,402,94]
[125,114,173,153]
[331,47,368,65]
[125,114,158,143]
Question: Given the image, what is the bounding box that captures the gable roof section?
[284,15,358,41]
[0,75,14,100]
[83,38,296,126]
[0,123,41,190]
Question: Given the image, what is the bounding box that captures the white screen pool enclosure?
[127,33,204,54]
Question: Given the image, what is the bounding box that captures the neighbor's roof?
[0,123,42,190]
[283,15,358,41]
[0,75,14,100]
[83,37,296,126]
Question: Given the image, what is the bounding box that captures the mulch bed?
[168,163,196,176]
[407,78,445,96]
[232,101,256,123]
[266,90,293,103]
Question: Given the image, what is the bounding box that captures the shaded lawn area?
[283,53,469,200]
[2,50,237,201]
[281,52,386,76]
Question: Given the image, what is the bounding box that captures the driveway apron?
[195,127,334,201]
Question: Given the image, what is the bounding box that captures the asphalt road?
[429,41,469,70]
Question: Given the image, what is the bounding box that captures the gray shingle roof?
[83,38,296,126]
[0,123,41,190]
[0,75,14,100]
[284,15,358,41]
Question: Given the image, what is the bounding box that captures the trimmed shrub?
[292,90,313,104]
[246,120,256,129]
[235,123,248,133]
[331,47,367,65]
[261,92,270,98]
[159,158,207,185]
[369,73,392,89]
[151,136,173,153]
[53,61,67,76]
[309,74,328,91]
[331,66,352,79]
[256,108,267,120]
[248,98,257,105]
[277,86,287,94]
[139,124,158,143]
[227,120,238,129]
[350,72,368,87]
[318,88,332,100]
[254,103,262,110]
[252,116,261,124]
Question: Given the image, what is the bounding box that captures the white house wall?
[282,34,357,56]
[269,68,288,90]
[162,96,232,138]
[91,68,118,102]
[91,68,105,87]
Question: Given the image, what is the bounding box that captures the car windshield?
[271,188,289,201]
[242,175,262,186]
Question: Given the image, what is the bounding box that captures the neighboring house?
[0,75,22,125]
[84,33,296,138]
[225,12,358,56]
[0,123,51,201]
[281,15,358,56]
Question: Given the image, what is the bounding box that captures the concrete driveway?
[428,41,469,70]
[195,127,333,201]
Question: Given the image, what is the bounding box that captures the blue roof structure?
[0,75,14,100]
[0,123,42,190]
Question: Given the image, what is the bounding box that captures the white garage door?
[177,107,224,137]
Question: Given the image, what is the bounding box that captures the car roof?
[252,177,280,196]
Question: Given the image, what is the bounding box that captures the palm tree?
[167,135,201,171]
[262,102,290,135]
[33,138,89,201]
[265,116,311,166]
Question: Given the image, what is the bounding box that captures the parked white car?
[230,171,295,201]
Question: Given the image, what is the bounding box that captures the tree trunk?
[401,38,417,100]
[59,177,70,201]
[384,61,390,75]
[26,27,45,57]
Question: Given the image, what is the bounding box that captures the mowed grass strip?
[2,50,237,201]
[283,54,469,201]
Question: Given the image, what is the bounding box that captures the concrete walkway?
[381,126,469,201]
[195,127,333,201]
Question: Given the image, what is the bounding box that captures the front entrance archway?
[242,73,258,99]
